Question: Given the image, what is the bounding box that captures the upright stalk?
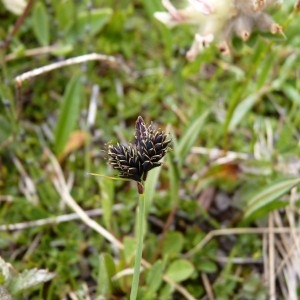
[106,116,171,299]
[130,191,145,300]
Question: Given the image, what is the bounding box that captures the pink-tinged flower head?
[2,0,26,15]
[154,0,283,60]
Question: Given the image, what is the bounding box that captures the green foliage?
[32,2,50,46]
[0,115,12,144]
[176,110,210,166]
[144,162,162,215]
[165,259,195,283]
[1,0,300,299]
[54,74,83,155]
[162,231,184,258]
[244,177,300,222]
[145,260,164,295]
[66,8,112,42]
[97,253,116,297]
[0,256,55,297]
[99,177,115,229]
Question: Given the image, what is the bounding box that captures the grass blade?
[54,74,83,155]
[244,177,300,221]
[176,110,210,166]
[32,2,50,46]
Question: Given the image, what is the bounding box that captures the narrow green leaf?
[0,115,12,144]
[54,74,83,155]
[256,51,276,90]
[123,237,136,264]
[52,0,75,32]
[100,178,114,230]
[97,253,116,297]
[67,8,112,40]
[165,259,195,283]
[177,110,210,165]
[272,53,298,90]
[283,84,300,105]
[259,31,286,41]
[244,178,300,221]
[165,127,180,208]
[32,2,50,46]
[228,93,257,131]
[144,164,162,215]
[146,260,164,294]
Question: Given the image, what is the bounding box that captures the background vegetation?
[1,0,300,299]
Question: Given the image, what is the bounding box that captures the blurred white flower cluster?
[2,0,26,15]
[154,0,283,61]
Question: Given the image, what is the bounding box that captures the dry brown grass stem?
[47,148,123,249]
[0,206,124,231]
[12,155,39,205]
[287,188,300,255]
[214,256,263,264]
[268,213,276,300]
[272,211,297,286]
[5,45,63,62]
[201,273,214,300]
[183,227,300,258]
[1,0,35,50]
[262,228,268,286]
[276,196,300,300]
[191,146,249,164]
[15,53,118,86]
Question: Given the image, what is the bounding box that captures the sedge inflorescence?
[107,116,171,183]
[154,0,283,60]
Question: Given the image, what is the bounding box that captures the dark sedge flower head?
[135,117,171,173]
[107,116,171,182]
[107,143,145,182]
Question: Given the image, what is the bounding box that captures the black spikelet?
[107,116,171,182]
[138,121,171,173]
[107,143,144,182]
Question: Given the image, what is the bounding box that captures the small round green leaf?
[165,259,195,283]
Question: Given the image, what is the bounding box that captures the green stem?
[130,192,145,300]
